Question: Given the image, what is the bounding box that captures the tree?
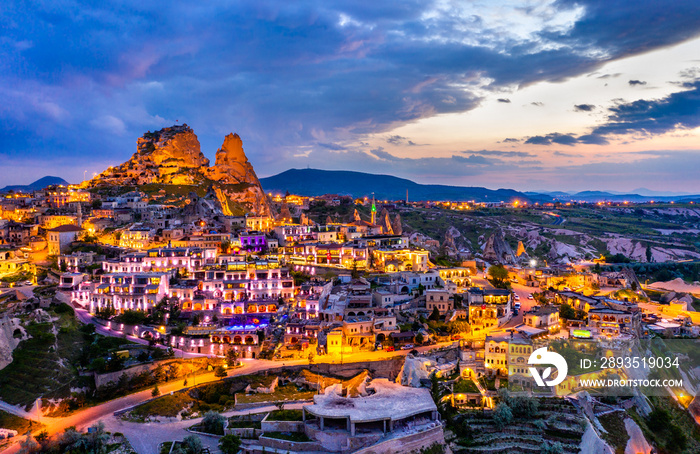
[201,411,226,435]
[219,434,242,454]
[429,306,441,321]
[182,435,204,454]
[152,384,160,397]
[214,365,228,378]
[559,303,577,320]
[308,351,315,365]
[18,432,39,454]
[415,333,425,344]
[487,265,510,289]
[492,403,513,429]
[226,349,239,367]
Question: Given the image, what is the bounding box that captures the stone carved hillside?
[85,125,271,215]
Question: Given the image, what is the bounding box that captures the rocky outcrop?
[378,208,393,235]
[87,125,209,186]
[0,317,28,371]
[208,133,260,186]
[391,213,403,235]
[482,230,515,264]
[85,125,271,215]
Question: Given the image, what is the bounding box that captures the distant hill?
[260,168,535,202]
[1,176,70,193]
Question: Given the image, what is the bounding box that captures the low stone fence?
[260,413,304,433]
[233,398,312,411]
[258,435,323,452]
[225,428,262,439]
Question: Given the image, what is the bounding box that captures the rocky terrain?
[84,125,271,215]
[398,204,700,264]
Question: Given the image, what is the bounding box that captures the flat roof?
[305,379,436,423]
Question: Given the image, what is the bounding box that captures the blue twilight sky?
[3,0,700,192]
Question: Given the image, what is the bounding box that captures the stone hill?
[85,125,271,215]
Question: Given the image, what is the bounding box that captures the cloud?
[591,80,700,136]
[531,102,544,106]
[461,149,535,158]
[386,135,417,146]
[497,98,511,103]
[524,133,578,146]
[574,104,596,112]
[3,0,700,184]
[501,138,520,143]
[318,142,347,151]
[553,150,583,157]
[628,79,647,86]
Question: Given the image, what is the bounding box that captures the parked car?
[385,346,395,352]
[513,294,520,301]
[375,343,383,350]
[21,280,33,286]
[401,343,415,350]
[528,294,534,300]
[563,287,571,291]
[514,302,521,310]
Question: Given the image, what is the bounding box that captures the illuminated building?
[371,248,429,272]
[47,224,83,255]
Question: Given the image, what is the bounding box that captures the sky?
[3,0,700,193]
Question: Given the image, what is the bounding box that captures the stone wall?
[94,358,205,388]
[260,414,304,433]
[351,425,445,454]
[258,435,323,452]
[225,428,262,439]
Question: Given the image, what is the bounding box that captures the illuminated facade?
[372,248,429,272]
[84,272,169,314]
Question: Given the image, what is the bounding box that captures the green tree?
[152,384,160,397]
[201,411,226,435]
[226,349,239,367]
[429,306,441,321]
[487,265,510,289]
[214,365,228,378]
[182,435,204,454]
[218,434,242,454]
[492,403,513,429]
[415,333,425,344]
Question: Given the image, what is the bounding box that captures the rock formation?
[84,125,271,215]
[391,213,403,235]
[482,230,516,264]
[208,133,261,186]
[378,208,393,235]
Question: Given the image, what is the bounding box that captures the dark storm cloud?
[3,0,700,184]
[497,98,511,103]
[628,79,647,86]
[574,104,596,112]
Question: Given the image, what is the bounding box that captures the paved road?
[72,307,210,359]
[469,277,539,328]
[101,402,308,454]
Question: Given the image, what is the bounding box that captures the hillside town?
[1,126,699,454]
